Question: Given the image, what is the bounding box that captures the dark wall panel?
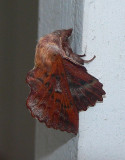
[0,1,38,160]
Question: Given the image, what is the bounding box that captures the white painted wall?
[78,0,125,160]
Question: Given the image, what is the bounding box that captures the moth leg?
[63,56,83,66]
[78,53,86,57]
[70,44,95,64]
[78,46,87,57]
[84,55,96,63]
[62,45,95,66]
[63,54,96,66]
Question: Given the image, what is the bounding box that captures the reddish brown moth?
[26,29,105,134]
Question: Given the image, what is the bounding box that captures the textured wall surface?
[35,0,84,160]
[78,0,125,160]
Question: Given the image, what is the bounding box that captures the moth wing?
[26,55,78,134]
[63,59,106,111]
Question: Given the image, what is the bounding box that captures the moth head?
[35,29,73,68]
[53,28,73,42]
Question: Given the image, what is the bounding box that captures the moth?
[26,29,105,134]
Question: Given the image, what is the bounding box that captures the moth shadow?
[35,123,78,160]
